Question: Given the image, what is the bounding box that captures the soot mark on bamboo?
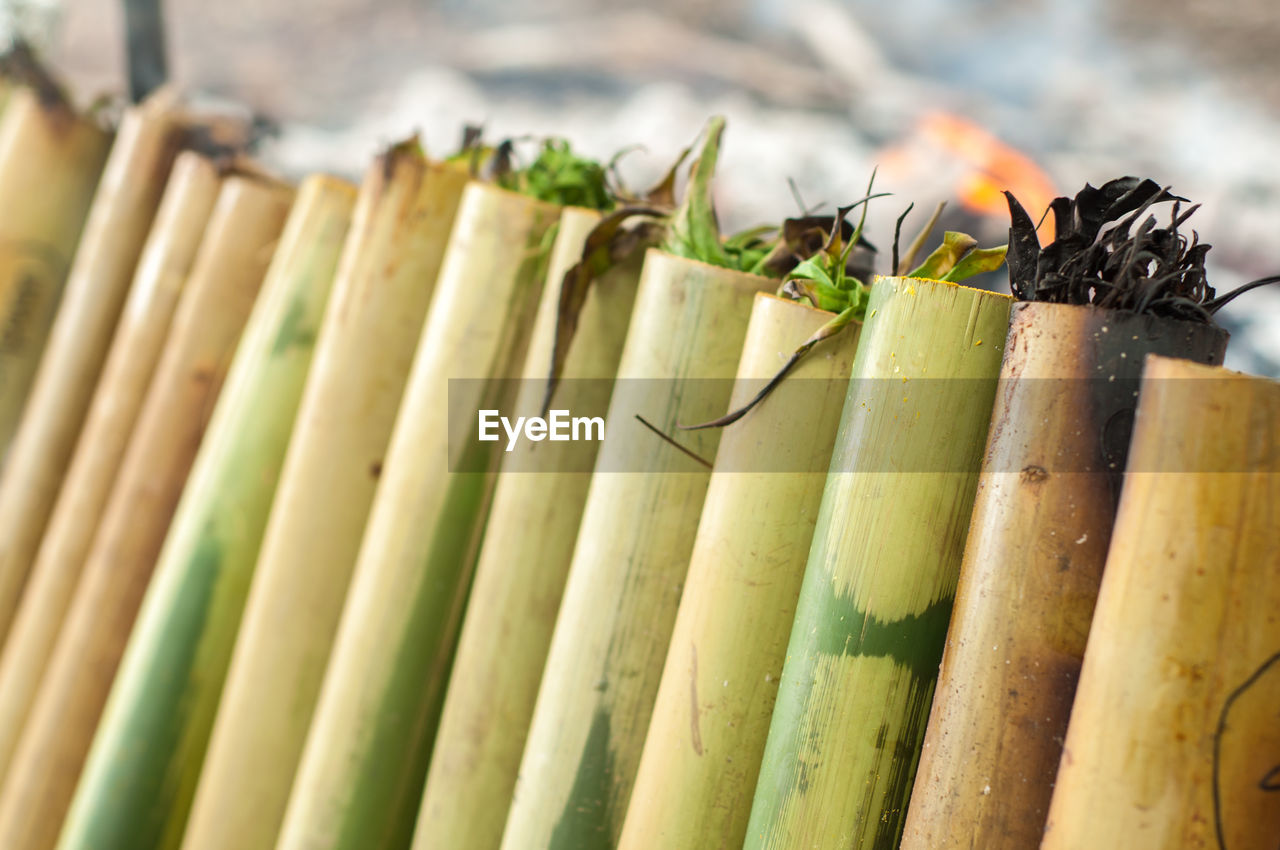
[1213,650,1280,850]
[551,708,618,850]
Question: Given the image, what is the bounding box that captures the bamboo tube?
[498,250,773,850]
[617,294,861,850]
[0,175,293,850]
[412,207,644,850]
[275,182,560,850]
[0,152,221,786]
[1041,356,1280,849]
[900,304,1228,850]
[0,92,182,647]
[743,276,1012,850]
[180,146,468,850]
[0,88,110,459]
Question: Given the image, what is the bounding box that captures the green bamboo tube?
[180,147,468,850]
[0,174,293,850]
[0,151,221,786]
[0,87,110,461]
[900,304,1228,850]
[1042,356,1280,849]
[0,93,181,647]
[744,276,1012,850]
[616,293,861,850]
[275,181,560,850]
[412,206,644,850]
[498,250,773,850]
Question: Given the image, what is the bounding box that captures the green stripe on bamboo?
[901,303,1228,850]
[180,146,469,850]
[275,181,561,850]
[498,250,773,850]
[744,276,1012,850]
[1042,355,1280,849]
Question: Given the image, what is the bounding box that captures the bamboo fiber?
[0,88,110,459]
[744,276,1012,850]
[54,175,357,850]
[276,182,560,850]
[617,294,861,850]
[1041,356,1280,850]
[900,304,1228,850]
[0,175,293,850]
[0,93,181,646]
[498,250,773,850]
[413,207,643,850]
[0,152,220,786]
[180,147,468,850]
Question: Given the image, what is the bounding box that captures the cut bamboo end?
[178,148,469,850]
[901,303,1228,850]
[744,276,1013,850]
[0,174,294,850]
[1042,356,1280,850]
[498,250,774,850]
[617,292,861,850]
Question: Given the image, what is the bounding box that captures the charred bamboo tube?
[0,152,221,786]
[744,276,1012,850]
[498,250,773,850]
[180,146,468,850]
[275,182,561,850]
[0,93,181,647]
[412,207,644,850]
[0,175,293,850]
[0,88,110,459]
[900,304,1228,850]
[617,294,861,850]
[1041,356,1280,849]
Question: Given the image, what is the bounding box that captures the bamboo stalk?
[900,304,1228,850]
[0,91,182,648]
[497,250,773,850]
[1041,356,1280,849]
[0,151,220,787]
[0,174,293,850]
[274,181,561,850]
[412,206,644,850]
[0,87,110,459]
[743,276,1012,850]
[617,293,861,850]
[180,146,468,850]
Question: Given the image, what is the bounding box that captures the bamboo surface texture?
[0,87,110,460]
[54,176,356,850]
[0,175,293,850]
[617,293,861,850]
[0,94,180,647]
[413,207,643,850]
[901,303,1228,850]
[276,182,560,850]
[499,250,773,850]
[744,276,1013,850]
[1041,356,1280,850]
[181,148,469,850]
[0,152,220,786]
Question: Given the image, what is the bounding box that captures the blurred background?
[14,0,1280,373]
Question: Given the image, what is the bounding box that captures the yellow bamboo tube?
[0,88,110,460]
[617,293,861,850]
[179,146,469,850]
[0,175,292,850]
[412,207,644,850]
[0,151,221,786]
[1041,356,1280,850]
[498,250,773,850]
[900,304,1228,850]
[0,92,182,647]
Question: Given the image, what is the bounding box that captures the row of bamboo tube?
[0,77,1272,850]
